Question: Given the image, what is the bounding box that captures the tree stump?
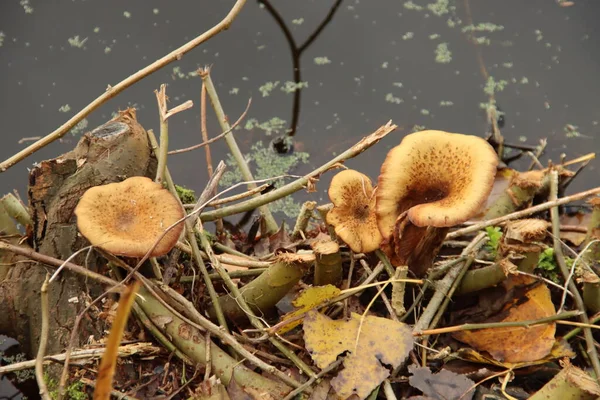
[0,109,156,356]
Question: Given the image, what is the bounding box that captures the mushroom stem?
[312,240,342,286]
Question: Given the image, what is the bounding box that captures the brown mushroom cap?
[74,176,184,257]
[326,169,383,253]
[376,130,498,239]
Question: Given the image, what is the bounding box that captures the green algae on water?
[435,42,452,63]
[259,81,280,97]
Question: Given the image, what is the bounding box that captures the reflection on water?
[0,0,599,218]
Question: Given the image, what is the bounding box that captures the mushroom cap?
[75,176,184,257]
[326,169,383,253]
[376,130,498,239]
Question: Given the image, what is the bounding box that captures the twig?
[281,359,343,400]
[181,183,271,209]
[549,170,600,378]
[146,129,229,330]
[413,233,487,333]
[199,67,279,234]
[200,121,397,222]
[0,0,248,172]
[414,310,582,336]
[154,84,194,183]
[447,186,600,239]
[0,241,118,287]
[292,201,316,239]
[168,99,251,155]
[35,274,51,400]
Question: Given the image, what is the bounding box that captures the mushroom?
[326,169,383,253]
[74,176,184,257]
[376,130,498,276]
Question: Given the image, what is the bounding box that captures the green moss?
[244,117,288,136]
[175,184,196,204]
[314,57,331,65]
[435,42,452,63]
[404,1,424,11]
[427,0,450,16]
[259,81,280,97]
[537,248,573,283]
[462,22,504,33]
[483,76,508,96]
[281,81,308,94]
[46,374,87,400]
[385,93,403,104]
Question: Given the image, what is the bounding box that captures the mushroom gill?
[326,169,382,253]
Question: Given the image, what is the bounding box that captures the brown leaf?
[303,311,412,399]
[453,282,556,363]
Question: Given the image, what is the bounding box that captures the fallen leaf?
[453,282,556,363]
[304,311,413,399]
[455,340,574,370]
[408,365,475,400]
[278,285,341,334]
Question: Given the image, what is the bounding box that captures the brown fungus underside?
[376,130,498,276]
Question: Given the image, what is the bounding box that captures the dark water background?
[1,0,600,396]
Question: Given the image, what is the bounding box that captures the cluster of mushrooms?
[327,130,499,276]
[72,130,498,279]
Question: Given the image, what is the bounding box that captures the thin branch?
[549,170,600,378]
[199,67,279,234]
[168,98,251,155]
[35,274,51,400]
[200,121,397,221]
[0,0,248,172]
[447,186,600,239]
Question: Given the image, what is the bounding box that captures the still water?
[1,0,599,218]
[1,0,599,397]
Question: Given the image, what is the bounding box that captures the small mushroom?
[376,130,498,275]
[74,176,184,257]
[326,169,383,253]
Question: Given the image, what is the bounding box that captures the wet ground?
[1,1,600,397]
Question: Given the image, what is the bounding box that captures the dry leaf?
[278,285,341,334]
[453,283,556,363]
[304,311,413,399]
[456,340,575,369]
[408,365,475,400]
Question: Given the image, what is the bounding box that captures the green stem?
[200,69,278,234]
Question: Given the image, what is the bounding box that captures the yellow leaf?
[277,285,341,334]
[304,311,412,400]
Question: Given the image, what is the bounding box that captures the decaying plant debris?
[1,2,600,400]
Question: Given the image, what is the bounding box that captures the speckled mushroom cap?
[376,130,498,239]
[74,176,184,257]
[326,169,382,253]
